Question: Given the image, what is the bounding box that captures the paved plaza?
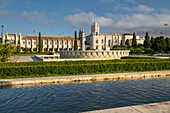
[10,56,41,62]
[84,101,170,113]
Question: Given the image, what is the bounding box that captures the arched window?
[96,40,98,44]
[102,46,104,49]
[86,47,90,50]
[102,39,104,44]
[96,45,98,49]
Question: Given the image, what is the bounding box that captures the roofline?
[23,36,75,40]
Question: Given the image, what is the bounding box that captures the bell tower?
[79,28,86,51]
[91,21,100,36]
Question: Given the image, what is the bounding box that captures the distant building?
[0,32,22,46]
[0,33,81,52]
[22,36,81,52]
[79,22,144,51]
[0,22,144,52]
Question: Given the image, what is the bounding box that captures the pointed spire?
[79,28,82,33]
[82,28,84,33]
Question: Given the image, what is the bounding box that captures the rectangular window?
[108,40,111,47]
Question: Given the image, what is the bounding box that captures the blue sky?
[0,0,170,37]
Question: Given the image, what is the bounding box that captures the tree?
[111,45,127,50]
[120,40,123,46]
[152,36,166,53]
[74,31,78,51]
[150,37,154,49]
[129,47,135,54]
[14,45,21,55]
[135,48,143,55]
[165,37,170,52]
[132,33,137,48]
[0,43,14,62]
[125,39,130,48]
[24,48,29,53]
[151,37,154,44]
[38,32,43,52]
[144,32,151,48]
[144,48,154,55]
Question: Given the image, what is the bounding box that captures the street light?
[1,25,4,33]
[1,25,4,43]
[164,23,168,37]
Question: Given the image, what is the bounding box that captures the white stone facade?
[59,50,130,59]
[0,34,81,52]
[79,22,144,51]
[0,32,22,46]
[21,36,81,52]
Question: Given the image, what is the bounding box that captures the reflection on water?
[0,77,170,113]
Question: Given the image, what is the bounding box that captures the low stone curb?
[0,71,170,87]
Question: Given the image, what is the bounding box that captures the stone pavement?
[12,56,41,62]
[83,101,170,113]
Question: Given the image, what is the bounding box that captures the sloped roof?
[122,33,133,35]
[23,36,75,40]
[8,34,16,35]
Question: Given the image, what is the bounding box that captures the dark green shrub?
[121,56,155,59]
[0,62,169,77]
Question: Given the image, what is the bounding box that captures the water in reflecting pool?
[0,78,170,113]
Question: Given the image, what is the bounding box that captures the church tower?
[91,21,100,36]
[79,29,82,40]
[79,28,86,51]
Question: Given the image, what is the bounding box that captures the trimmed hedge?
[121,56,156,59]
[0,59,169,68]
[0,62,169,77]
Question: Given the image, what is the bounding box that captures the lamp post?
[164,23,168,37]
[1,25,4,33]
[1,25,4,43]
[1,25,4,35]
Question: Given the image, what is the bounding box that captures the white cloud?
[64,12,114,27]
[22,11,47,22]
[22,11,59,24]
[0,0,13,9]
[72,8,81,12]
[115,5,155,12]
[0,10,15,17]
[0,10,18,20]
[106,13,168,29]
[95,17,114,27]
[64,12,96,25]
[137,5,155,12]
[50,20,60,24]
[65,11,170,36]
